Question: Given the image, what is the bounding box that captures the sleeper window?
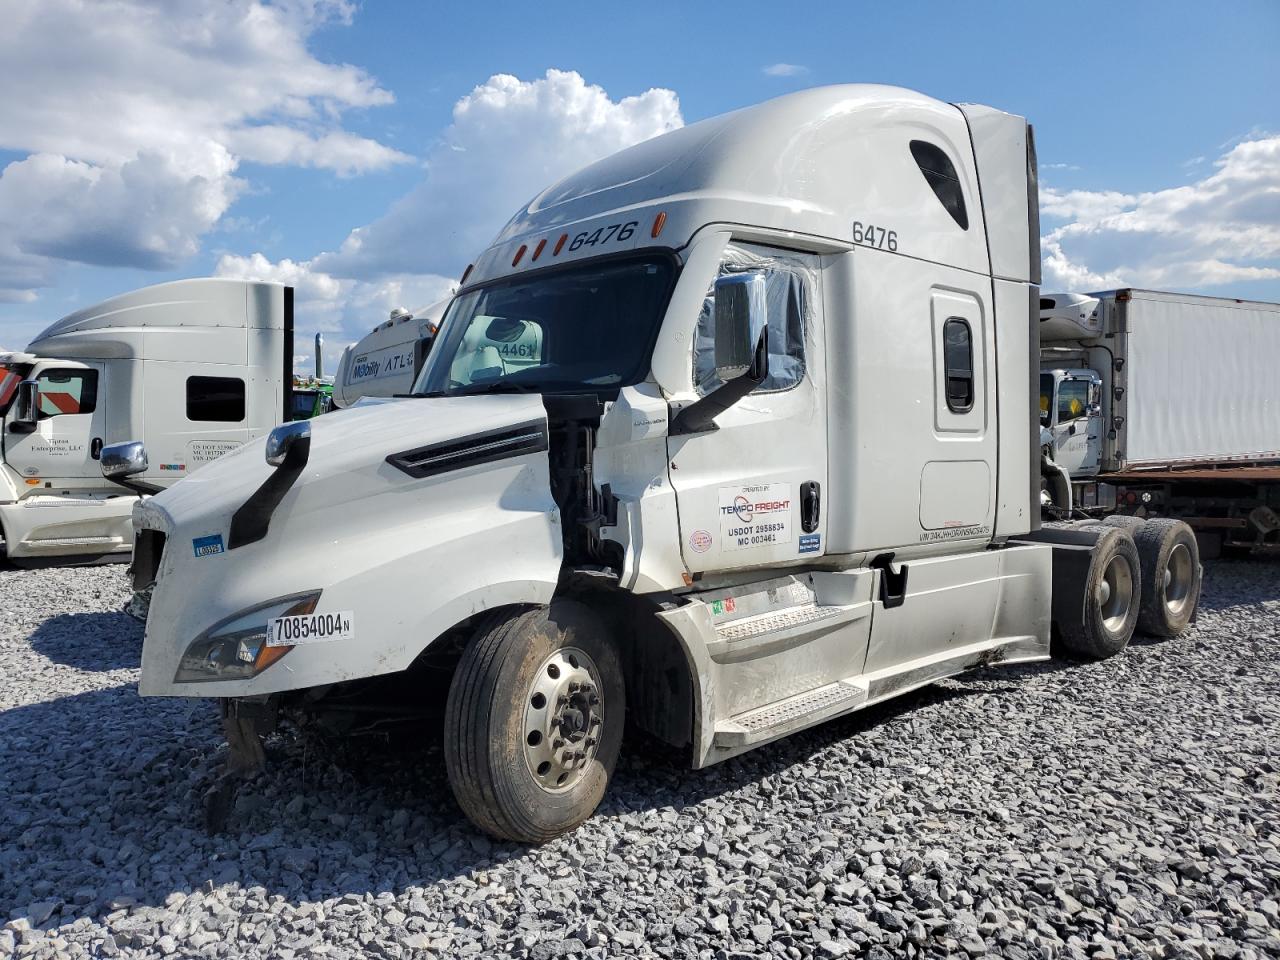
[910,140,969,230]
[694,243,812,395]
[187,376,245,422]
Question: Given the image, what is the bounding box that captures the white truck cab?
[0,278,296,560]
[118,86,1202,842]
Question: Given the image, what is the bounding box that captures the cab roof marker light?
[651,211,667,238]
[532,238,547,262]
[553,233,568,255]
[512,245,527,267]
[460,264,473,285]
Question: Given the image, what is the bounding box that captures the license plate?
[267,611,354,647]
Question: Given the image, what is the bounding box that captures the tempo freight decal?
[718,482,793,551]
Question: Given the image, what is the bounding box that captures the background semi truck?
[331,298,450,408]
[1040,289,1280,554]
[0,278,300,561]
[109,85,1203,843]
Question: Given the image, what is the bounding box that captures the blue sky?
[1,0,1277,365]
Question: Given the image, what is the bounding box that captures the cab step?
[713,679,868,748]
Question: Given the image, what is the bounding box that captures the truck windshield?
[0,364,29,416]
[414,254,676,397]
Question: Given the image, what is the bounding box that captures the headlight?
[175,592,320,683]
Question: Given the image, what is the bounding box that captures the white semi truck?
[331,299,450,408]
[106,85,1204,842]
[1040,289,1280,554]
[0,278,297,561]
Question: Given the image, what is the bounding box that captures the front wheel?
[444,600,625,843]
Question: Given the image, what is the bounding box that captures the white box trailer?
[0,278,297,560]
[111,85,1204,842]
[1040,289,1280,552]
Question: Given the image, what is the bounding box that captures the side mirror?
[265,420,311,467]
[10,380,40,433]
[670,273,770,436]
[713,273,769,382]
[101,440,149,479]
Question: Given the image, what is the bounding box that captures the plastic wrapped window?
[694,242,812,395]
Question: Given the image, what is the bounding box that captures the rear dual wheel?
[1102,516,1201,637]
[1056,526,1141,660]
[444,600,624,843]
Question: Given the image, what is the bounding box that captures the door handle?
[91,437,103,460]
[801,481,821,533]
[1068,424,1077,436]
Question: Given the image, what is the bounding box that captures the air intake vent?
[387,421,548,479]
[1040,297,1057,310]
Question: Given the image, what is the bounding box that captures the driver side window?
[36,369,98,419]
[1057,379,1090,422]
[694,242,811,395]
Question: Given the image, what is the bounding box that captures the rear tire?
[1101,514,1145,534]
[1133,518,1201,637]
[1056,527,1141,660]
[444,600,624,843]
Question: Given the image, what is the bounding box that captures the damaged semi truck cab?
[129,85,1197,842]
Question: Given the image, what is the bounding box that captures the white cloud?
[1041,134,1280,291]
[214,252,455,369]
[0,0,407,300]
[313,69,683,280]
[763,63,808,78]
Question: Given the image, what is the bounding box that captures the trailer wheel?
[444,600,624,844]
[1056,527,1141,660]
[1133,518,1201,637]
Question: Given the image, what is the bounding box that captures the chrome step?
[714,602,843,642]
[713,679,867,748]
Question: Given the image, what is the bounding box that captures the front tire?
[444,600,625,843]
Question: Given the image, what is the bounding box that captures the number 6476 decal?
[852,221,898,251]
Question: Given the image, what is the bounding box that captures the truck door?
[4,363,107,481]
[669,242,827,572]
[1052,375,1102,477]
[141,362,255,476]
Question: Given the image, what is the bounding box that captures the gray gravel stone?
[2,560,1279,959]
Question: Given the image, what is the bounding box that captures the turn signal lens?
[554,233,568,255]
[651,211,667,238]
[532,238,546,261]
[512,245,527,267]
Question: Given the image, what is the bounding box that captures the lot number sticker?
[267,611,355,647]
[718,482,793,551]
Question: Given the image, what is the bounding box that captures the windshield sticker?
[719,482,793,551]
[799,533,821,554]
[192,534,224,558]
[689,529,713,553]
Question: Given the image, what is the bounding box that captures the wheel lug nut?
[552,738,565,749]
[588,694,600,705]
[557,695,569,706]
[586,737,596,748]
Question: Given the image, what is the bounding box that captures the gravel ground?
[1,560,1278,960]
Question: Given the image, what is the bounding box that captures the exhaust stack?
[314,333,324,380]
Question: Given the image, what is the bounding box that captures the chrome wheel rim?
[522,647,603,793]
[1099,553,1135,635]
[1164,543,1195,618]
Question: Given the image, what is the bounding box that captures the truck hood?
[137,393,564,697]
[151,393,549,529]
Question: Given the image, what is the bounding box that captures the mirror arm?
[670,335,769,437]
[106,476,164,496]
